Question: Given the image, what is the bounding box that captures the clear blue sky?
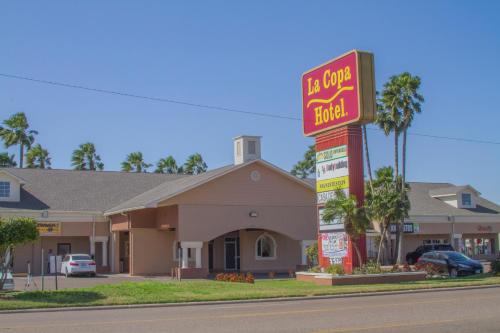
[1,1,499,202]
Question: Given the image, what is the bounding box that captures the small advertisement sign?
[317,188,349,204]
[37,222,61,236]
[316,145,347,163]
[318,208,343,231]
[302,50,375,136]
[321,232,348,259]
[316,176,349,193]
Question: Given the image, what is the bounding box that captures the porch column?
[180,241,203,269]
[89,236,96,258]
[300,240,316,265]
[102,240,108,267]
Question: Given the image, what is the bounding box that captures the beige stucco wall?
[158,163,315,241]
[129,229,174,275]
[240,230,301,273]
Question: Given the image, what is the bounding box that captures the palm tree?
[291,145,316,179]
[155,155,180,174]
[0,112,38,168]
[25,144,51,169]
[121,152,152,173]
[322,189,370,266]
[71,142,104,171]
[0,152,16,167]
[183,153,207,175]
[362,125,373,191]
[381,73,424,263]
[365,167,410,264]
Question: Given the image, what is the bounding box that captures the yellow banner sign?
[37,222,61,235]
[316,176,349,193]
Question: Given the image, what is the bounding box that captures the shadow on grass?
[12,290,104,305]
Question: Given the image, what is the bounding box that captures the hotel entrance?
[224,236,240,271]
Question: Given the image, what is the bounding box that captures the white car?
[60,254,97,277]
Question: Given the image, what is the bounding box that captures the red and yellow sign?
[302,50,376,136]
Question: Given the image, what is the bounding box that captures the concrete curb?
[1,284,499,314]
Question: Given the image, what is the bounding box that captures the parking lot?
[14,274,175,291]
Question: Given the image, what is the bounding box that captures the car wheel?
[449,268,458,278]
[407,258,415,265]
[90,272,96,277]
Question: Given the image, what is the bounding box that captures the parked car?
[60,254,96,277]
[406,244,454,264]
[0,271,15,290]
[415,251,483,277]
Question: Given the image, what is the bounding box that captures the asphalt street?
[1,287,499,333]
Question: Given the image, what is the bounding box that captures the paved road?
[1,287,500,333]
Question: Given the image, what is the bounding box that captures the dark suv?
[406,244,454,264]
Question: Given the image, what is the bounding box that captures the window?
[255,233,276,260]
[248,140,256,155]
[462,193,472,206]
[0,181,10,198]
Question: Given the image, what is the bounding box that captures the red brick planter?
[296,271,427,286]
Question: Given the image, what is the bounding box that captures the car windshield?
[72,255,91,261]
[445,252,470,262]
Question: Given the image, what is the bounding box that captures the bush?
[325,264,344,275]
[354,260,382,275]
[309,265,321,273]
[491,259,500,275]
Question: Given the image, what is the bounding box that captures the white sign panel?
[316,145,347,163]
[321,232,348,259]
[317,189,349,205]
[316,157,349,181]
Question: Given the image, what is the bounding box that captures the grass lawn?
[1,274,499,311]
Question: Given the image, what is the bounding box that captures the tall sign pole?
[302,50,376,273]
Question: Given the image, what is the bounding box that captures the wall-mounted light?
[249,211,259,218]
[41,210,49,218]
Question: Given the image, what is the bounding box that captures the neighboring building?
[368,182,500,261]
[0,136,317,277]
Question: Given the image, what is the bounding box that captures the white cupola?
[233,135,261,165]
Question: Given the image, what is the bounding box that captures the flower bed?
[215,272,255,284]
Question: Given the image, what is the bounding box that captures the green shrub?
[491,259,500,275]
[309,265,321,273]
[353,260,382,275]
[325,264,344,275]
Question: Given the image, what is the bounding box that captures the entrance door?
[224,237,240,271]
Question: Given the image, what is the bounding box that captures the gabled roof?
[408,182,499,217]
[104,159,314,215]
[429,185,481,197]
[0,168,187,212]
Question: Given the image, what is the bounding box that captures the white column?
[195,247,202,269]
[90,236,96,258]
[102,241,108,267]
[181,246,189,269]
[300,240,316,265]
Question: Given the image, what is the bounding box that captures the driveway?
[14,274,174,291]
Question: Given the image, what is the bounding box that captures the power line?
[1,72,499,146]
[0,73,299,121]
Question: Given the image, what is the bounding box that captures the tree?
[0,112,38,168]
[0,217,39,290]
[291,145,315,179]
[121,152,152,173]
[155,155,180,174]
[0,152,16,167]
[183,153,207,175]
[365,167,410,264]
[25,144,51,169]
[322,190,370,266]
[71,142,104,171]
[379,73,423,263]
